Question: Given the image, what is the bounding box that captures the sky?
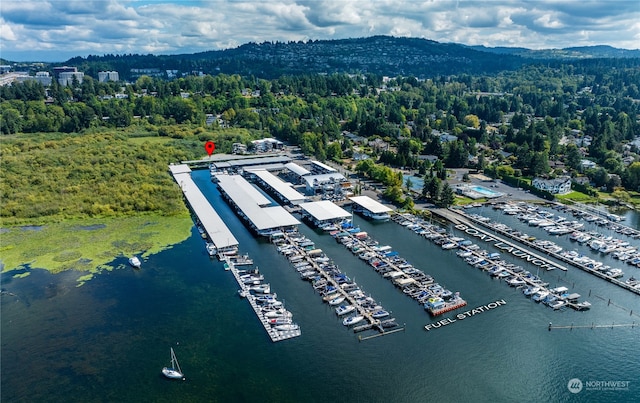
[1,0,639,62]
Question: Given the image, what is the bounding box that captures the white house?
[580,159,597,171]
[532,176,572,195]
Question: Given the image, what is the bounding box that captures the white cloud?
[0,0,638,61]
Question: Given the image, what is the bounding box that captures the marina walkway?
[226,258,301,342]
[432,208,568,271]
[448,208,640,295]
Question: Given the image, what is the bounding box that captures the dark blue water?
[2,171,639,402]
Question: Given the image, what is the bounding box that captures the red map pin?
[204,141,215,156]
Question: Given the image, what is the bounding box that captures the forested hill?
[69,36,529,80]
[468,44,640,59]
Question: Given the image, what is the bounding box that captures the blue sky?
[1,0,639,62]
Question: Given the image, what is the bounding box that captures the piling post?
[548,322,552,331]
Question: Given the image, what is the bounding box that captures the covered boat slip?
[215,174,301,235]
[246,169,307,206]
[168,164,238,250]
[298,200,352,226]
[284,162,311,177]
[210,156,291,172]
[349,196,392,214]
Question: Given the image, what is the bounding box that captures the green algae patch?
[76,273,94,287]
[0,214,192,277]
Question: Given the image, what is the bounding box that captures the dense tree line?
[2,60,640,195]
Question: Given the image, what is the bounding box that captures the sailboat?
[162,347,185,380]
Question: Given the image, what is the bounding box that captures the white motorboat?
[275,323,299,331]
[532,290,549,302]
[335,305,355,316]
[328,296,346,306]
[264,309,292,319]
[371,310,390,319]
[129,256,141,268]
[342,315,364,326]
[162,347,185,380]
[205,243,217,256]
[548,300,566,310]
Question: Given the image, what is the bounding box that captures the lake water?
[2,170,639,402]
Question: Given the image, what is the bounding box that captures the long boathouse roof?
[298,200,352,222]
[246,169,307,206]
[168,164,238,250]
[284,162,311,177]
[349,196,392,214]
[215,174,300,233]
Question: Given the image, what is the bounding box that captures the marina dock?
[227,258,302,342]
[272,230,404,337]
[392,212,594,310]
[448,207,640,295]
[331,224,468,316]
[432,208,568,271]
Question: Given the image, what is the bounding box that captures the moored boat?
[129,256,142,268]
[275,323,299,331]
[335,304,356,316]
[371,309,390,319]
[342,315,364,326]
[161,347,185,380]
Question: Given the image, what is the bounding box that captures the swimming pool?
[458,184,504,199]
[470,185,502,197]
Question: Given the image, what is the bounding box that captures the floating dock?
[332,224,467,316]
[448,207,640,295]
[227,258,301,342]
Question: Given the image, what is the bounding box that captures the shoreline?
[0,213,193,283]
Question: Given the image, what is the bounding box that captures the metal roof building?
[168,164,238,250]
[284,162,311,177]
[298,200,351,225]
[246,169,307,206]
[349,196,393,214]
[310,160,337,173]
[215,174,300,235]
[211,156,291,171]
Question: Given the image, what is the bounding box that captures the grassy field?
[0,213,193,285]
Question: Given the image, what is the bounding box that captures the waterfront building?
[532,176,572,195]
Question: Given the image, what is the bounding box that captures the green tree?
[438,183,455,208]
[0,108,22,134]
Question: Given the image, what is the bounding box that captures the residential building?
[58,71,84,86]
[98,71,119,82]
[532,176,572,195]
